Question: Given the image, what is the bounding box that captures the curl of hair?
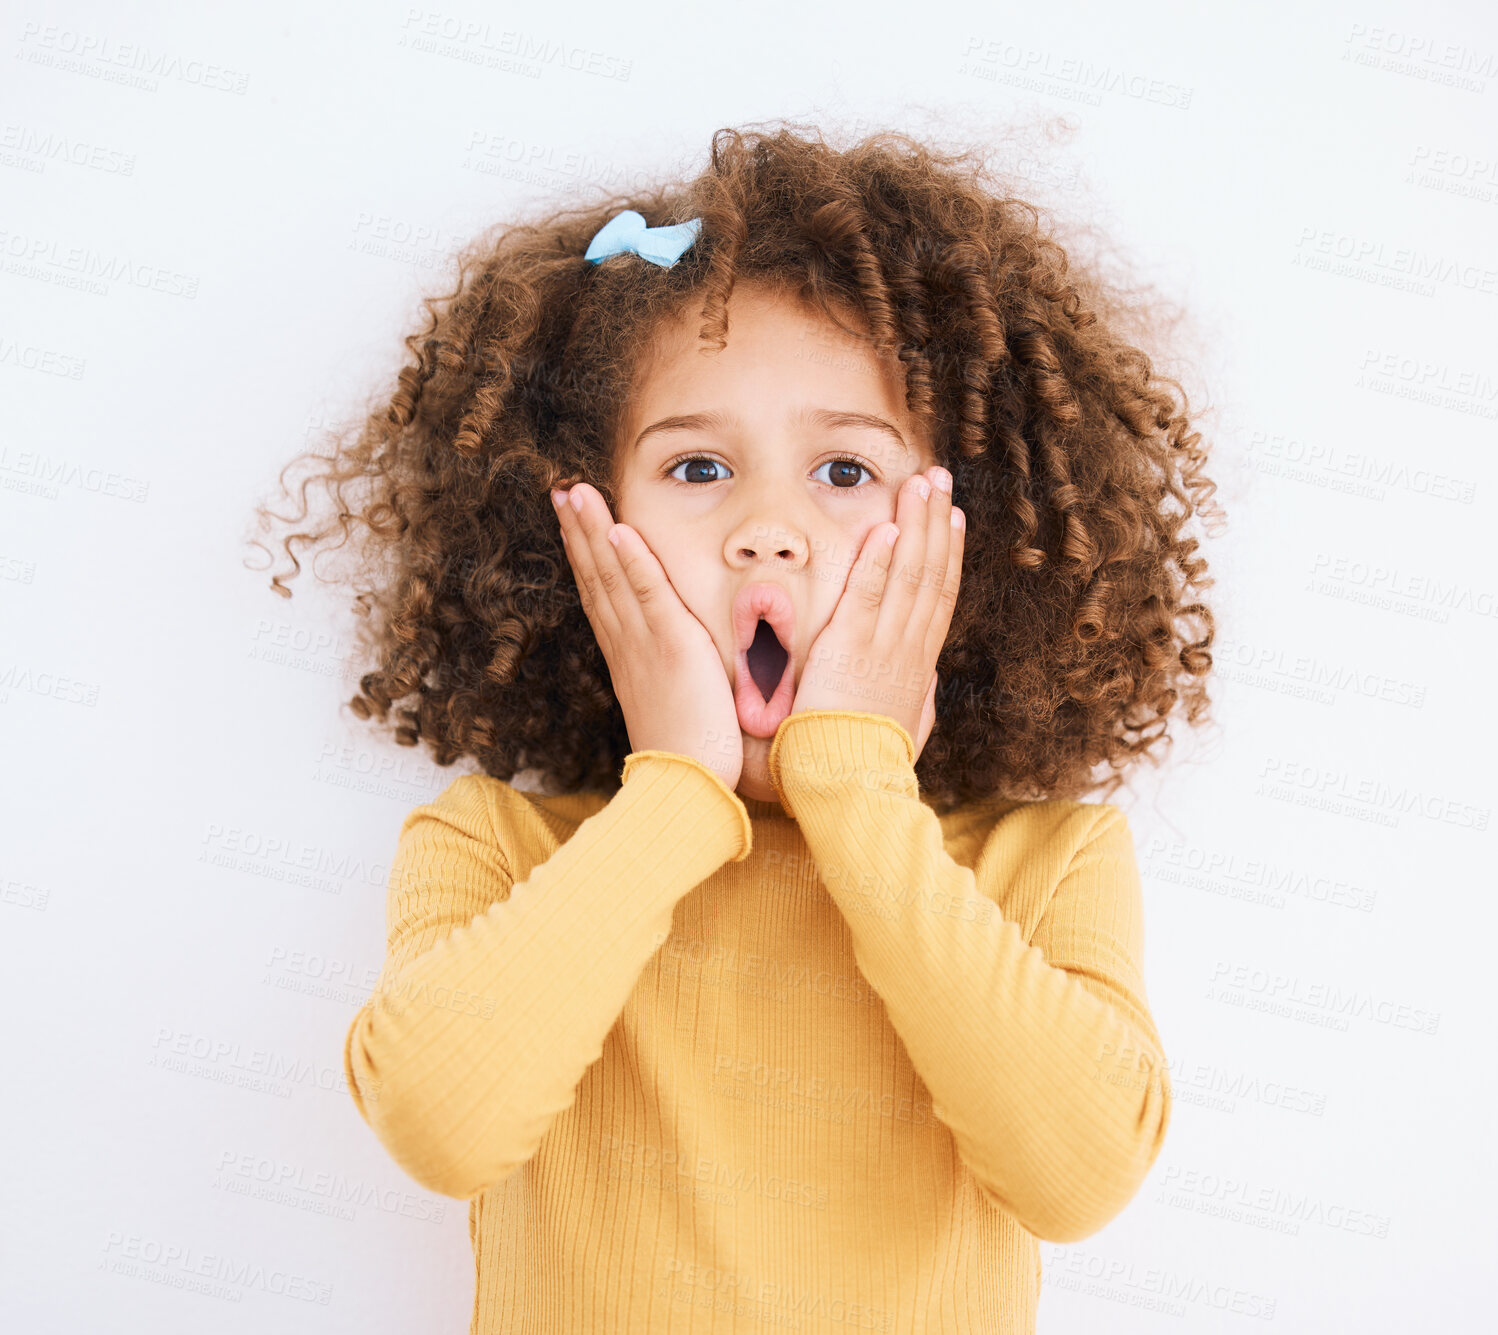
[246,121,1223,810]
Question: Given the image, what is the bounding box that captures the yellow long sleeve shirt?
[342,710,1172,1334]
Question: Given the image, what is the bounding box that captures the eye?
[813,456,878,490]
[660,453,881,488]
[665,455,730,484]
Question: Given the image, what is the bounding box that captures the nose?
[724,510,809,570]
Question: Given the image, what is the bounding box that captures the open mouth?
[731,582,797,738]
[746,618,789,703]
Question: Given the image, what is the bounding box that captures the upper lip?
[732,580,797,665]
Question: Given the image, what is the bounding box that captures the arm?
[343,752,752,1201]
[768,709,1172,1244]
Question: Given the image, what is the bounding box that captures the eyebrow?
[632,406,910,455]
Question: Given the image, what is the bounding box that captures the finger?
[576,486,645,642]
[604,521,685,639]
[928,502,965,662]
[908,467,953,638]
[840,519,899,622]
[875,471,933,641]
[809,520,895,690]
[565,491,693,659]
[555,484,623,645]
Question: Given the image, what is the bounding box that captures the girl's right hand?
[552,483,744,794]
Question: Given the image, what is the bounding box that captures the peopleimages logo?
[15,22,251,94]
[1256,753,1491,832]
[1207,960,1442,1036]
[1342,23,1496,93]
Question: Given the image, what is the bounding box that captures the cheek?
[826,511,889,569]
[632,523,712,607]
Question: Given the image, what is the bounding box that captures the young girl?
[252,123,1219,1333]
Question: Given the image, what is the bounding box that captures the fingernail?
[932,467,952,493]
[569,488,584,511]
[951,508,965,529]
[913,477,931,500]
[550,489,565,509]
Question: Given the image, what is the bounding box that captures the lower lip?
[733,647,794,738]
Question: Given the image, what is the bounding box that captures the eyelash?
[661,452,881,489]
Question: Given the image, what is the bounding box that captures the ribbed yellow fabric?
[343,709,1171,1334]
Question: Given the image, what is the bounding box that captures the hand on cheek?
[789,467,964,763]
[552,484,745,792]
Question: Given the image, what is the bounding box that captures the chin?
[735,739,774,794]
[735,774,777,804]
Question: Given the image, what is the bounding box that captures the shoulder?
[945,796,1134,884]
[396,771,496,841]
[1016,797,1131,844]
[403,770,610,855]
[948,798,1138,937]
[942,795,1128,851]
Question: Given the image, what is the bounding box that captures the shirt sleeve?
[342,753,753,1200]
[767,709,1172,1244]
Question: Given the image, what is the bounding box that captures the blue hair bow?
[584,209,702,269]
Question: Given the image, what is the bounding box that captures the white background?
[3,0,1495,1330]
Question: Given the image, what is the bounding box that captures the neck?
[739,793,792,819]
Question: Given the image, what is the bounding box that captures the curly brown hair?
[246,121,1222,811]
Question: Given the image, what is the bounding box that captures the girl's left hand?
[788,466,964,763]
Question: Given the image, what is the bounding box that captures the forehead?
[622,281,934,464]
